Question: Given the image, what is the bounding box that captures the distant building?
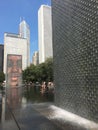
[19,20,30,66]
[52,0,98,122]
[3,33,28,73]
[32,51,39,65]
[0,44,4,72]
[38,5,53,63]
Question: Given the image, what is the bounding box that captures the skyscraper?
[38,5,53,64]
[0,44,4,72]
[32,51,39,65]
[19,20,30,66]
[52,0,98,122]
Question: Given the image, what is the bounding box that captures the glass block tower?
[52,0,98,122]
[19,20,30,66]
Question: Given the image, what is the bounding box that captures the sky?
[0,0,51,62]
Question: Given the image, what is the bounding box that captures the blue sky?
[0,0,51,62]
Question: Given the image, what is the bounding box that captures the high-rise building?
[3,33,28,74]
[52,0,98,122]
[19,20,30,66]
[38,5,53,64]
[0,44,4,72]
[32,51,39,65]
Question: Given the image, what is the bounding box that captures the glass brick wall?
[52,0,98,122]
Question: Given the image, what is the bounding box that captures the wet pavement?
[1,104,19,130]
[0,86,98,130]
[9,104,63,130]
[32,103,98,130]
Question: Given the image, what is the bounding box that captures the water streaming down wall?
[52,0,98,122]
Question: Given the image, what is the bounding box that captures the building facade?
[32,51,39,65]
[4,33,28,73]
[19,20,30,66]
[0,44,4,72]
[38,5,53,63]
[52,0,98,122]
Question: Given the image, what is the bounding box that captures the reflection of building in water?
[7,87,22,109]
[0,100,2,121]
[21,96,27,109]
[0,91,22,128]
[1,95,5,123]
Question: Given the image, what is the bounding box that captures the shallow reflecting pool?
[0,87,98,130]
[0,86,55,130]
[22,85,54,103]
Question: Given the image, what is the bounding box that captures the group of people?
[40,81,54,94]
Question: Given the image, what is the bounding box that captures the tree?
[22,58,53,83]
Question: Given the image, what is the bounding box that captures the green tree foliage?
[22,57,53,83]
[0,71,5,83]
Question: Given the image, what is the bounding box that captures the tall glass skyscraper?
[32,51,39,65]
[52,0,98,122]
[19,20,30,66]
[38,5,53,64]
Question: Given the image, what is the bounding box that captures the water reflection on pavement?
[0,86,60,130]
[0,86,98,130]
